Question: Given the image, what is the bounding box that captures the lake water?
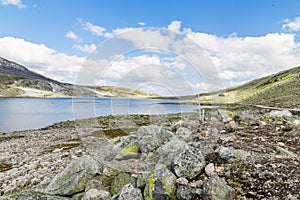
[0,98,200,133]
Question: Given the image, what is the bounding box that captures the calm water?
[0,98,200,133]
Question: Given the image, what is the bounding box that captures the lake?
[0,98,201,133]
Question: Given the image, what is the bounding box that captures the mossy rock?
[144,165,177,200]
[110,173,136,195]
[115,141,140,160]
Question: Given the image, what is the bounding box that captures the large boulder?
[144,164,177,200]
[215,146,250,162]
[264,110,292,118]
[156,139,188,166]
[176,127,192,142]
[110,173,136,195]
[45,155,101,196]
[82,189,111,200]
[118,184,143,200]
[172,146,206,180]
[203,175,234,200]
[137,125,173,154]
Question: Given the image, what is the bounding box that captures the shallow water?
[0,97,200,132]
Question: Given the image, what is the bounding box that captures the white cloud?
[138,22,145,26]
[0,37,84,83]
[65,31,81,42]
[167,21,181,33]
[73,43,97,54]
[83,22,107,36]
[282,16,300,32]
[1,0,25,8]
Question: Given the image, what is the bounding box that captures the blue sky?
[0,0,300,95]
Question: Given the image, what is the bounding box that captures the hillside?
[0,57,159,98]
[189,66,300,108]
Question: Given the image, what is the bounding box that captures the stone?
[217,110,234,123]
[156,139,188,166]
[85,179,105,191]
[215,146,250,162]
[176,127,192,142]
[292,119,300,125]
[45,155,101,196]
[176,177,189,186]
[225,121,237,132]
[144,164,177,200]
[83,188,111,200]
[264,110,292,117]
[205,163,215,177]
[176,186,194,200]
[172,146,206,180]
[137,125,173,154]
[115,141,140,160]
[275,146,298,158]
[110,173,136,195]
[118,184,143,200]
[203,175,234,200]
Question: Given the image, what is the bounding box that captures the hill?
[188,66,300,108]
[0,57,159,98]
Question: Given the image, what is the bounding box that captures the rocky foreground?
[0,105,299,200]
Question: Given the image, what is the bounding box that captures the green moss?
[45,139,81,153]
[144,172,156,200]
[92,129,132,138]
[116,142,140,159]
[162,175,176,199]
[110,173,136,195]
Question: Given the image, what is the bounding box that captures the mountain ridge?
[0,57,159,98]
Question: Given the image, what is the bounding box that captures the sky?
[0,0,300,95]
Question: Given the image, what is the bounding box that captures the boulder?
[176,186,194,200]
[156,139,188,166]
[45,155,101,196]
[176,127,192,142]
[115,141,140,160]
[172,146,206,180]
[215,146,250,162]
[144,164,177,200]
[118,184,143,200]
[264,110,292,118]
[110,173,136,195]
[83,189,111,200]
[137,125,173,154]
[203,175,234,200]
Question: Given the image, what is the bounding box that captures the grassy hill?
[0,57,159,98]
[194,66,300,108]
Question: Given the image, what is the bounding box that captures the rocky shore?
[0,105,299,200]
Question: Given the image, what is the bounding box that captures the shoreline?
[0,105,299,199]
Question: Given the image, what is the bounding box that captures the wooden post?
[198,94,202,122]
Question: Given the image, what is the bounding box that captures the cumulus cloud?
[282,16,300,32]
[0,37,84,83]
[167,21,181,33]
[73,44,97,54]
[1,0,25,8]
[138,22,145,26]
[65,31,81,42]
[83,22,107,36]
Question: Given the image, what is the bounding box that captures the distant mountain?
[0,57,159,98]
[196,66,300,108]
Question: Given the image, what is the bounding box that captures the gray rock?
[264,110,292,117]
[205,163,215,177]
[172,146,206,180]
[110,173,136,195]
[118,184,143,200]
[0,192,70,200]
[176,127,192,142]
[203,175,234,200]
[45,155,101,196]
[292,119,300,125]
[144,164,177,200]
[176,186,194,200]
[85,179,105,191]
[156,139,188,166]
[217,110,233,123]
[137,125,173,154]
[83,189,111,200]
[275,146,298,158]
[215,146,250,162]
